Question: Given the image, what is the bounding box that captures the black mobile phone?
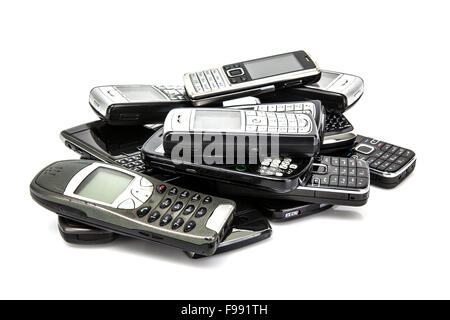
[258,70,364,113]
[184,50,321,106]
[60,121,160,172]
[214,155,371,206]
[339,135,416,188]
[257,199,333,221]
[141,128,314,193]
[30,160,236,256]
[89,85,193,126]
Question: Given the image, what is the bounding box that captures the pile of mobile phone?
[30,50,416,258]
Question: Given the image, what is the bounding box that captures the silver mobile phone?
[89,85,192,125]
[259,70,364,113]
[183,50,321,106]
[162,108,320,160]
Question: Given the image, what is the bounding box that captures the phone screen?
[243,53,304,80]
[193,110,242,131]
[74,167,133,204]
[117,85,166,102]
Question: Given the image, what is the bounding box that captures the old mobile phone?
[215,156,370,206]
[89,85,192,125]
[58,202,272,258]
[184,50,321,106]
[60,121,160,172]
[258,70,364,113]
[248,100,356,152]
[142,128,314,193]
[30,160,235,256]
[342,135,416,188]
[163,108,320,160]
[257,200,333,221]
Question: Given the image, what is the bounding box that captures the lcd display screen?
[193,110,241,131]
[117,85,166,102]
[243,54,304,80]
[74,167,133,204]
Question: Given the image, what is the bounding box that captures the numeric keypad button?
[159,198,172,209]
[339,176,347,187]
[348,177,356,187]
[184,221,196,233]
[330,175,339,186]
[183,205,195,215]
[168,187,178,195]
[195,207,208,218]
[172,217,184,230]
[357,168,369,178]
[202,196,212,204]
[159,214,172,226]
[171,201,184,212]
[148,211,160,223]
[357,178,369,188]
[331,158,340,166]
[180,190,189,199]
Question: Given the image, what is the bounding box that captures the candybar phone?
[58,204,271,258]
[184,50,321,106]
[60,121,159,172]
[343,135,416,188]
[89,85,192,125]
[142,128,314,193]
[247,100,356,152]
[257,200,333,221]
[163,108,320,160]
[30,160,235,256]
[258,70,364,113]
[215,156,370,206]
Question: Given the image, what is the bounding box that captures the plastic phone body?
[89,85,192,125]
[184,50,321,106]
[142,128,315,193]
[162,108,320,160]
[258,70,364,113]
[30,160,236,256]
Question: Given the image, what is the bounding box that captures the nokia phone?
[57,201,272,259]
[89,85,192,125]
[30,160,236,256]
[340,135,416,188]
[142,128,315,193]
[215,156,371,206]
[258,70,364,113]
[60,121,159,172]
[184,50,321,106]
[162,108,320,161]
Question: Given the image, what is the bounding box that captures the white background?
[1,0,449,299]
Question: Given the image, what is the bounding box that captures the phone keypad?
[351,136,415,173]
[115,152,146,172]
[156,85,186,101]
[258,157,298,177]
[254,102,316,119]
[135,183,219,234]
[325,113,353,135]
[190,68,227,93]
[309,156,369,189]
[245,110,312,134]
